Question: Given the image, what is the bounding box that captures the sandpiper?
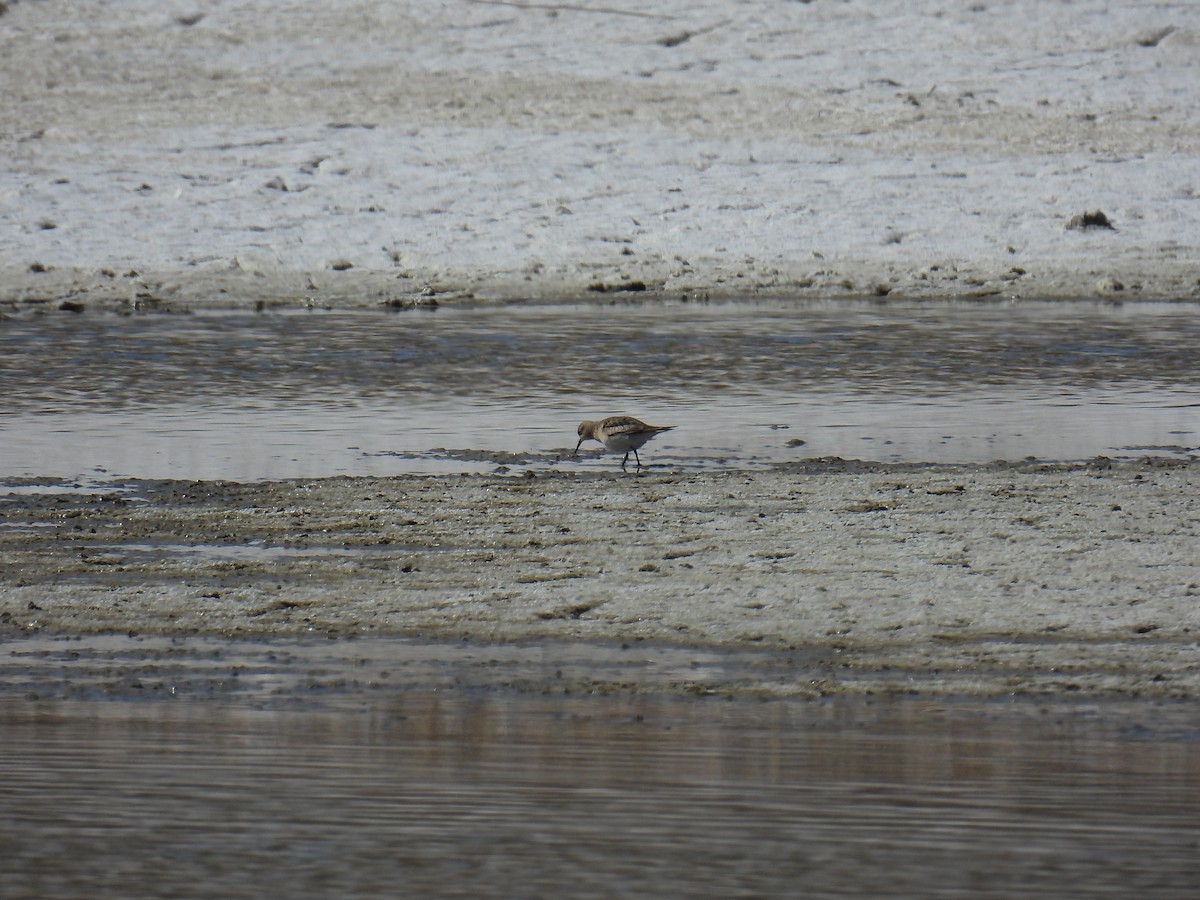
[574,416,675,470]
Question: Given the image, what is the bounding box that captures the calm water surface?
[1,300,1197,479]
[2,632,1199,898]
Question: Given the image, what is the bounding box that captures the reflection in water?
[4,300,1198,403]
[0,301,1197,479]
[3,693,1199,899]
[2,635,1200,897]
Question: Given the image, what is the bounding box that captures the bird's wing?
[601,416,648,435]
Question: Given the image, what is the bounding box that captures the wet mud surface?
[4,460,1198,700]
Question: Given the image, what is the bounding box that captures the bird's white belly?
[603,432,645,453]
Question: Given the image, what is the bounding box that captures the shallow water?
[2,633,1199,899]
[1,300,1197,479]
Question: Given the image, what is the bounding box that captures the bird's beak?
[573,437,584,456]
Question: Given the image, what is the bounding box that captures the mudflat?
[4,459,1197,699]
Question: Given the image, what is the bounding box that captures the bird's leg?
[633,448,643,469]
[621,451,630,469]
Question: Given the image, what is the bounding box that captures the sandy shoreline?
[4,1,1200,308]
[4,458,1197,699]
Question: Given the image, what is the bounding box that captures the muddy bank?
[4,258,1199,315]
[3,459,1197,699]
